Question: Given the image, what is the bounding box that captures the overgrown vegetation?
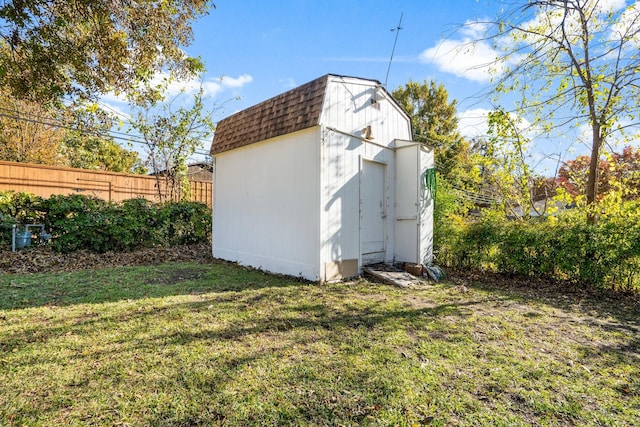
[0,191,211,253]
[0,261,638,426]
[129,80,215,202]
[435,186,640,292]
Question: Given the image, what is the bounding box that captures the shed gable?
[210,75,329,155]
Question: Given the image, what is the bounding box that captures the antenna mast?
[384,12,403,87]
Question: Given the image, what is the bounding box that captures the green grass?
[1,262,639,426]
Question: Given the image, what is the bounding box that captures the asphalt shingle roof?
[210,74,329,155]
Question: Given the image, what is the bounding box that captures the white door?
[360,160,386,264]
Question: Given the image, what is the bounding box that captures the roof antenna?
[384,12,403,87]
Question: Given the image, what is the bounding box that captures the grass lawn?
[0,261,639,426]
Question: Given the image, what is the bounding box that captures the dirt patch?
[404,295,440,310]
[144,267,207,285]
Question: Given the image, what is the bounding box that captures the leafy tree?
[392,79,480,190]
[60,104,147,174]
[0,89,146,173]
[0,0,213,102]
[480,108,538,218]
[61,135,147,174]
[129,79,214,202]
[0,88,65,164]
[485,0,640,216]
[558,145,640,201]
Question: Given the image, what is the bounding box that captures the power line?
[0,106,148,145]
[432,161,499,204]
[0,106,214,152]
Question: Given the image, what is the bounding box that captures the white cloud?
[600,0,628,13]
[279,78,297,89]
[419,20,513,83]
[423,1,631,83]
[458,107,537,142]
[459,20,491,39]
[100,73,254,105]
[520,0,628,43]
[161,73,253,97]
[612,1,640,44]
[457,108,490,138]
[99,91,127,105]
[419,39,498,83]
[98,101,131,121]
[219,74,254,88]
[201,80,223,97]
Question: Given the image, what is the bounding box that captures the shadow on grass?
[0,260,309,310]
[0,289,490,364]
[1,289,491,425]
[448,269,640,320]
[2,269,639,425]
[449,269,640,362]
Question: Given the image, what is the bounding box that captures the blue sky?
[101,0,638,174]
[188,1,493,107]
[185,0,497,122]
[162,0,504,162]
[103,0,508,164]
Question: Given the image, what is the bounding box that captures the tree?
[0,88,65,164]
[129,80,214,202]
[60,104,147,174]
[558,145,640,201]
[485,0,640,217]
[61,135,147,174]
[0,0,213,102]
[481,108,538,218]
[0,88,147,172]
[392,80,479,190]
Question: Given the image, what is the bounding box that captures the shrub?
[0,211,17,247]
[43,194,110,253]
[0,192,211,253]
[0,191,46,224]
[437,203,640,291]
[158,201,211,246]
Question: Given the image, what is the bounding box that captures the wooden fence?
[0,161,212,207]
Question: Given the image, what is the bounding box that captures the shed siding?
[320,76,411,143]
[212,127,321,279]
[318,77,411,276]
[393,141,435,265]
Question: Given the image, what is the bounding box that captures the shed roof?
[210,74,331,155]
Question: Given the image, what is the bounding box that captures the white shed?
[210,74,434,282]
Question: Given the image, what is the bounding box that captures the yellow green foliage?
[436,201,640,292]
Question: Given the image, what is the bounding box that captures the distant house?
[150,162,212,182]
[186,162,213,182]
[209,74,434,281]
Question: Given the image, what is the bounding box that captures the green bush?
[158,201,212,246]
[0,191,211,253]
[0,191,46,224]
[436,203,640,291]
[0,211,17,247]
